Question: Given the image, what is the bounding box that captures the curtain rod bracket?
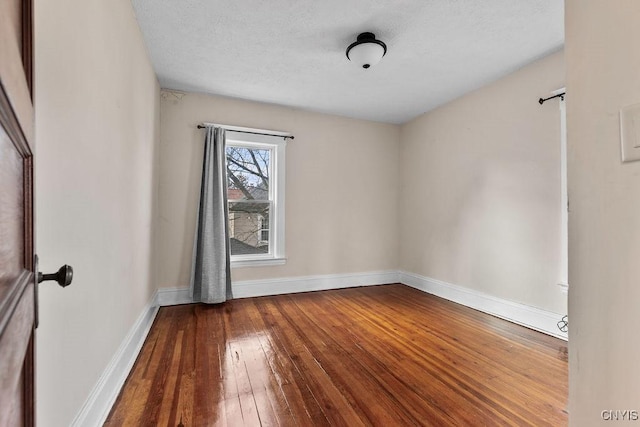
[539,93,565,105]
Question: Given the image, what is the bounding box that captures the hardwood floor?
[105,284,568,426]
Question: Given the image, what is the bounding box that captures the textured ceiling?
[131,0,563,124]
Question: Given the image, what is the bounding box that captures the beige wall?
[34,0,160,425]
[158,91,400,285]
[566,2,640,424]
[399,51,566,314]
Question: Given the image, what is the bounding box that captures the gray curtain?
[190,127,233,303]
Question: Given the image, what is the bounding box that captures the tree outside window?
[226,145,272,256]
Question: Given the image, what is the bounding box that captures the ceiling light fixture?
[345,32,387,69]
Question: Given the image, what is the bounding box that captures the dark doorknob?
[38,264,73,288]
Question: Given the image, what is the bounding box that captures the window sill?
[231,257,287,268]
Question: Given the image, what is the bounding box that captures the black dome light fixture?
[346,32,387,69]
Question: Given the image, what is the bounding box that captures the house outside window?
[226,131,286,267]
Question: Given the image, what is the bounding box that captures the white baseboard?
[233,270,400,298]
[155,286,192,306]
[399,271,568,341]
[154,270,400,305]
[70,295,159,427]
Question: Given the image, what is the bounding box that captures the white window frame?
[226,130,286,268]
[554,88,569,294]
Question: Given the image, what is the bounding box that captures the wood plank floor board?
[244,300,326,427]
[301,291,529,426]
[279,295,453,424]
[105,284,568,426]
[340,287,567,398]
[259,299,362,426]
[264,298,412,426]
[321,289,561,423]
[373,288,565,422]
[288,294,458,423]
[298,294,498,425]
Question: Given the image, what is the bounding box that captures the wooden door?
[0,0,35,425]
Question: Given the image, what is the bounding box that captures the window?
[257,215,269,244]
[226,130,286,267]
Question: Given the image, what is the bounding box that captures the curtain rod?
[197,123,294,140]
[538,92,565,105]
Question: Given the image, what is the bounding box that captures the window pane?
[228,201,270,255]
[226,146,270,200]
